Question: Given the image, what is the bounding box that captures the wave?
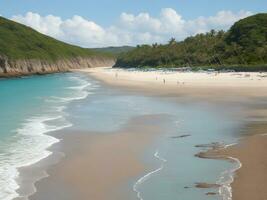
[46,76,94,104]
[0,116,72,200]
[0,74,94,200]
[133,150,167,200]
[67,82,91,90]
[216,143,242,200]
[47,91,91,103]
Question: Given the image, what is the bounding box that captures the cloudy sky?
[2,0,267,47]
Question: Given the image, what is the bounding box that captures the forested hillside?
[0,17,115,77]
[0,16,113,61]
[91,46,135,56]
[115,14,267,71]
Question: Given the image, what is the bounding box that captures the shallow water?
[0,73,93,200]
[0,72,244,200]
[65,74,244,200]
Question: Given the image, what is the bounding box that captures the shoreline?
[28,114,170,200]
[195,142,243,200]
[74,67,267,108]
[133,150,167,200]
[10,113,71,200]
[78,67,267,200]
[217,123,267,200]
[10,72,92,200]
[75,67,267,89]
[12,67,267,200]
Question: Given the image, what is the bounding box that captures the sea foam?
[133,150,167,200]
[217,143,242,200]
[0,75,93,200]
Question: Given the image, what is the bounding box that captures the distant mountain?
[0,17,114,77]
[92,46,135,56]
[115,13,267,71]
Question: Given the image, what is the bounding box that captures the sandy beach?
[16,67,267,200]
[76,67,267,98]
[75,67,267,200]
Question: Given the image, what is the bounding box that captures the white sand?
[76,67,267,88]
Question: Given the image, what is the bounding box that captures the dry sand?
[75,67,267,99]
[76,67,267,200]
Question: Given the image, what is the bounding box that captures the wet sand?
[218,123,267,200]
[28,114,170,200]
[17,67,267,200]
[78,67,267,200]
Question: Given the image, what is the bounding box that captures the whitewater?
[0,73,93,200]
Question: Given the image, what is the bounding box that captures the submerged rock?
[170,134,191,139]
[195,182,220,189]
[206,192,217,195]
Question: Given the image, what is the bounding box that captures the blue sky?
[2,0,267,47]
[2,0,266,25]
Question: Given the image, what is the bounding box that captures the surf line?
[133,150,167,200]
[217,143,242,200]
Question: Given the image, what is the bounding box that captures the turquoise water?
[0,73,244,200]
[0,73,95,200]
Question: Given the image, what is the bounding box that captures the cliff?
[0,56,115,77]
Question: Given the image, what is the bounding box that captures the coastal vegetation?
[0,16,113,61]
[114,13,267,71]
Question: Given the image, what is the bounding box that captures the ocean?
[0,73,93,200]
[0,72,244,200]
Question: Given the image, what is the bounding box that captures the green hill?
[91,46,135,56]
[115,13,267,71]
[0,16,113,61]
[226,14,267,47]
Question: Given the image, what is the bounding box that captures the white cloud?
[11,9,253,47]
[119,12,161,32]
[12,12,115,47]
[186,10,253,34]
[12,12,62,38]
[160,8,185,34]
[60,15,107,47]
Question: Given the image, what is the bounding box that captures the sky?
[1,0,267,47]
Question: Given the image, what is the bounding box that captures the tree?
[114,14,267,70]
[168,38,176,46]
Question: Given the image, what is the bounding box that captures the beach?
[78,67,267,96]
[29,114,169,200]
[79,66,267,101]
[1,3,266,200]
[4,68,266,200]
[73,67,267,200]
[218,123,267,200]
